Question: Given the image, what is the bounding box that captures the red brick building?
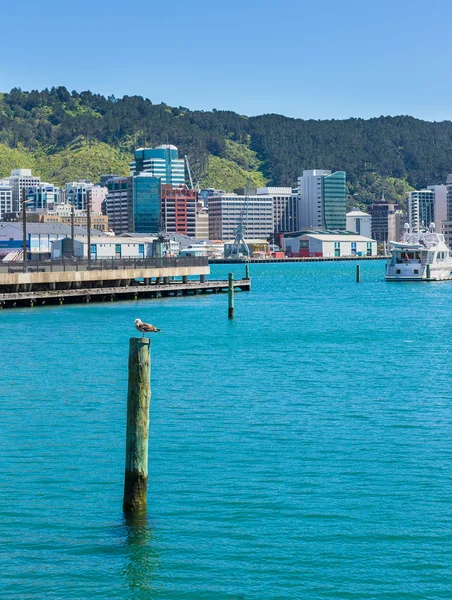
[161,184,197,237]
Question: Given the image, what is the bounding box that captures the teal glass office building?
[322,171,346,230]
[133,175,161,233]
[130,144,185,186]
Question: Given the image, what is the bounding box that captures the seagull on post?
[134,318,161,337]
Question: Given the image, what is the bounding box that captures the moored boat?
[386,223,452,281]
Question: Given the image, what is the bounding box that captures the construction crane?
[230,177,251,260]
[184,155,194,190]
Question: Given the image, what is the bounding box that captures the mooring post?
[356,264,361,283]
[245,264,250,280]
[228,272,234,319]
[426,264,431,279]
[123,337,151,513]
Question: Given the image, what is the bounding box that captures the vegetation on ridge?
[0,87,451,207]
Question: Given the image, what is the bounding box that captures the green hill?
[1,87,451,208]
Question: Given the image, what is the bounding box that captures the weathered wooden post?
[356,264,361,283]
[228,272,234,319]
[245,264,250,280]
[426,264,431,279]
[123,337,151,513]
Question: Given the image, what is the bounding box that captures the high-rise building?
[100,174,121,187]
[65,181,93,210]
[208,193,274,241]
[369,203,406,242]
[105,174,162,234]
[407,190,435,232]
[196,200,209,239]
[0,179,13,219]
[346,209,372,238]
[161,184,197,237]
[105,176,133,233]
[256,187,299,233]
[133,174,161,233]
[427,184,447,231]
[439,175,452,247]
[130,145,185,186]
[25,183,62,210]
[87,185,108,213]
[297,170,346,230]
[8,169,41,211]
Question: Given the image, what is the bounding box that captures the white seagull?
[134,318,161,337]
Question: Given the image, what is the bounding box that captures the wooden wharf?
[0,256,251,309]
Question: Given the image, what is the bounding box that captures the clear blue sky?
[2,0,451,121]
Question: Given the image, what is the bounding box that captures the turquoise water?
[2,261,452,599]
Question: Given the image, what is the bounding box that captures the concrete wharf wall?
[0,265,209,293]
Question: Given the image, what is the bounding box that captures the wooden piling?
[245,264,250,280]
[228,272,234,319]
[123,337,151,513]
[356,264,361,283]
[426,264,431,279]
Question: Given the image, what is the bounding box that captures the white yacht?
[386,223,452,281]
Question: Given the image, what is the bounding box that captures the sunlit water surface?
[2,261,452,599]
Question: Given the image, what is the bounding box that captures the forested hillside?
[2,87,452,209]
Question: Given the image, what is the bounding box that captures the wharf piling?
[123,337,151,513]
[356,264,361,283]
[228,272,234,319]
[245,264,250,280]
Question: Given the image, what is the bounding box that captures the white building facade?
[9,169,41,212]
[346,209,372,238]
[407,190,435,232]
[208,193,274,240]
[51,236,155,260]
[256,187,299,233]
[283,233,377,258]
[0,179,13,219]
[427,184,447,232]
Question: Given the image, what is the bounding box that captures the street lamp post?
[67,190,75,257]
[87,191,91,268]
[21,188,34,272]
[22,188,27,273]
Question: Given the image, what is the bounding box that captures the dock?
[210,256,388,264]
[0,257,251,309]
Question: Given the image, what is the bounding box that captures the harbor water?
[2,261,452,599]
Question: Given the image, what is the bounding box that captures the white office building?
[441,175,452,247]
[297,169,347,230]
[208,192,274,240]
[0,179,13,219]
[407,189,435,232]
[427,184,447,231]
[26,183,62,210]
[256,187,299,233]
[8,169,41,212]
[65,181,95,210]
[346,209,372,238]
